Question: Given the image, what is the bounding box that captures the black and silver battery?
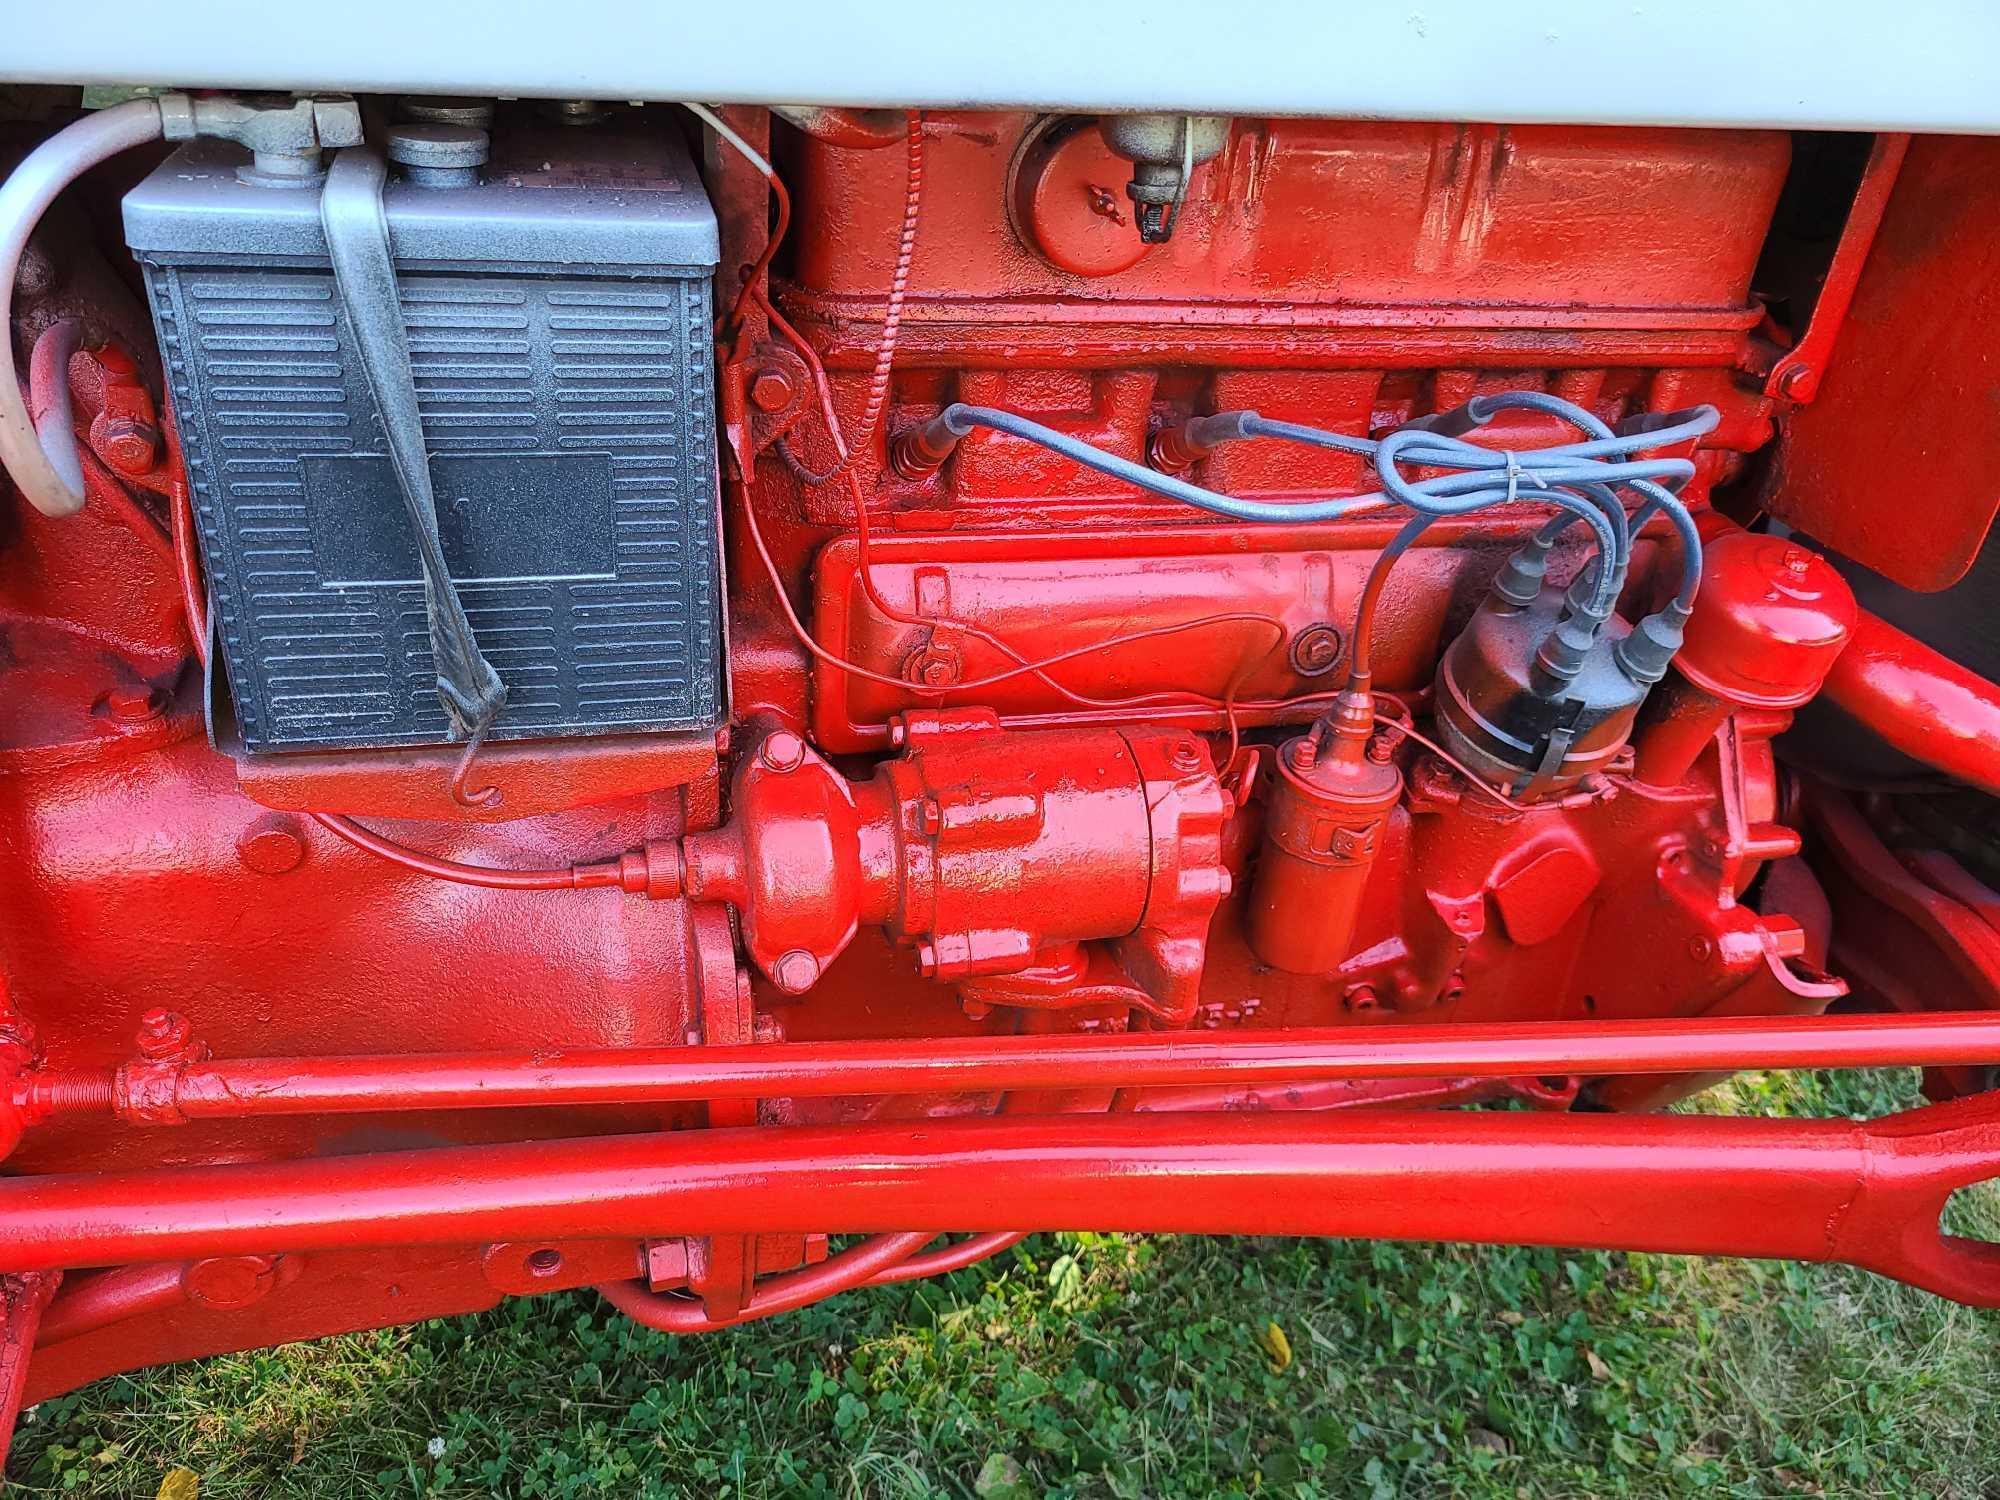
[122,119,725,753]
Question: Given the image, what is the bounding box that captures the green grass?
[12,1067,2000,1498]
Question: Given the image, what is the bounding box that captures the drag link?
[5,1103,2000,1306]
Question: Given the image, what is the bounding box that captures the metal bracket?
[0,1271,59,1474]
[319,148,507,773]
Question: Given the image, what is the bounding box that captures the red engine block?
[3,104,2000,1428]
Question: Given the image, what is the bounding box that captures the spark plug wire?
[688,105,1623,810]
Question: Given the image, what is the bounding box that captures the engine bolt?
[1288,622,1346,677]
[749,365,796,413]
[134,1008,192,1061]
[771,949,820,994]
[1169,741,1201,773]
[758,730,806,774]
[97,417,161,475]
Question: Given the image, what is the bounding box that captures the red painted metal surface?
[4,100,2000,1428]
[1247,700,1404,972]
[0,1274,56,1473]
[1808,786,2000,1104]
[1761,133,1911,403]
[1765,134,2000,590]
[677,714,1230,1016]
[1675,530,1857,710]
[13,1011,2000,1130]
[5,1102,2000,1307]
[1822,610,2000,798]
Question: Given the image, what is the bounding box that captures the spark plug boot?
[888,413,962,480]
[1148,411,1255,474]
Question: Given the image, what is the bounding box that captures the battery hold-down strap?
[320,148,507,784]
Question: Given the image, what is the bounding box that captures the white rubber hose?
[0,98,165,517]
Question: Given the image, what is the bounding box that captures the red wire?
[746,263,1315,723]
[1372,718,1535,812]
[163,430,210,668]
[778,110,924,485]
[306,812,602,890]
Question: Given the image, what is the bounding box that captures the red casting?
[1,93,1999,1439]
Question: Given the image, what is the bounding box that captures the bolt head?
[135,1008,191,1059]
[97,417,159,474]
[1288,623,1346,677]
[309,96,366,149]
[749,366,795,413]
[771,950,820,994]
[758,730,806,774]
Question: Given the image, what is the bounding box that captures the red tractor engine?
[1,93,1999,1439]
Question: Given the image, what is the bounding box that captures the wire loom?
[922,394,1712,616]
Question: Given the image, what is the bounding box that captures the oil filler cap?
[1674,530,1856,708]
